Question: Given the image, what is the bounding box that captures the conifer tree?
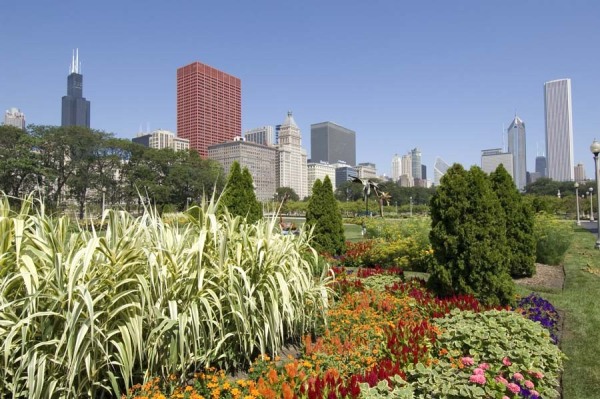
[428,164,515,306]
[490,164,536,277]
[306,176,345,255]
[220,161,263,224]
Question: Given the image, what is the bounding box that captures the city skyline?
[2,2,600,178]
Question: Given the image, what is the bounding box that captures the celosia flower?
[469,374,486,384]
[473,368,485,375]
[513,372,524,381]
[524,380,535,389]
[461,357,475,366]
[502,357,512,366]
[507,383,521,394]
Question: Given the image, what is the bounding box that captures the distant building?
[4,107,25,129]
[411,148,422,180]
[507,115,527,190]
[574,163,586,183]
[245,126,275,146]
[61,49,91,128]
[421,164,427,180]
[433,157,450,186]
[481,148,513,178]
[391,154,402,182]
[310,121,356,166]
[334,162,357,189]
[132,129,189,151]
[535,155,547,178]
[276,112,308,199]
[177,61,241,157]
[356,162,377,180]
[307,162,336,195]
[399,153,413,187]
[544,79,574,181]
[208,140,277,201]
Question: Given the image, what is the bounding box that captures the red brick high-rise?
[177,62,241,157]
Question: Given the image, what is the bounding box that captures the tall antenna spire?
[69,48,80,74]
[75,48,79,74]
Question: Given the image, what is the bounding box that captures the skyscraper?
[507,115,527,190]
[177,61,241,157]
[4,107,26,129]
[391,154,402,182]
[481,148,513,177]
[61,49,90,128]
[132,129,189,151]
[277,112,308,199]
[245,126,275,146]
[411,148,422,180]
[535,155,547,177]
[433,157,450,186]
[310,122,356,166]
[544,79,574,181]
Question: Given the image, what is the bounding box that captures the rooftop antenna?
[502,123,506,153]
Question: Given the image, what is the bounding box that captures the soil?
[514,263,565,291]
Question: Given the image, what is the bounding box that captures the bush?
[534,213,574,265]
[306,176,345,255]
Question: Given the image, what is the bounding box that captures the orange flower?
[282,382,294,399]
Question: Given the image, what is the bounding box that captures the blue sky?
[2,1,600,178]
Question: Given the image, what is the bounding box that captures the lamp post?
[575,183,581,226]
[101,187,106,216]
[589,187,595,222]
[590,139,600,248]
[395,201,398,215]
[409,196,413,217]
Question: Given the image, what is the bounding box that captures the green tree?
[0,125,40,199]
[275,187,299,202]
[428,164,514,306]
[220,161,262,224]
[490,164,536,277]
[306,176,345,255]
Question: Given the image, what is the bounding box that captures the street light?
[575,183,581,226]
[589,187,595,222]
[590,139,600,248]
[409,196,413,217]
[101,187,106,216]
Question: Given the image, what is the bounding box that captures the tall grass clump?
[0,194,331,398]
[534,213,575,265]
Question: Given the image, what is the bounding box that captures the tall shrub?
[489,164,536,277]
[306,175,345,255]
[428,165,515,306]
[220,161,263,224]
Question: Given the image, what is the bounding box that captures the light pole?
[589,187,595,222]
[409,196,413,217]
[575,183,581,226]
[101,187,106,216]
[590,139,600,248]
[557,189,561,199]
[395,201,398,215]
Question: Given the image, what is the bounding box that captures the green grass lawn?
[516,228,600,399]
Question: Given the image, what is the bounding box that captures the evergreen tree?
[220,161,262,224]
[490,164,536,277]
[428,164,515,306]
[306,176,345,255]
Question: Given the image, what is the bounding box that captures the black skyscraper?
[61,49,90,128]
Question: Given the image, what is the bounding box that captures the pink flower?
[507,383,521,394]
[502,357,512,366]
[529,371,544,379]
[461,357,475,366]
[513,372,524,381]
[473,368,485,375]
[469,374,486,384]
[502,397,510,399]
[495,375,509,385]
[524,380,535,389]
[530,390,540,398]
[478,362,490,370]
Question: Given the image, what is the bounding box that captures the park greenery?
[306,176,346,256]
[220,161,263,224]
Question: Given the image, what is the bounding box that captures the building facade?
[208,140,278,202]
[177,61,241,157]
[132,129,189,151]
[433,157,450,186]
[481,148,513,177]
[356,162,377,180]
[535,155,547,178]
[544,79,574,181]
[245,126,275,146]
[307,162,336,195]
[61,49,91,128]
[310,122,356,166]
[4,107,25,129]
[507,115,527,190]
[276,112,308,199]
[411,148,422,180]
[391,154,402,182]
[574,163,586,183]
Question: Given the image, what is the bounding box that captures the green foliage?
[490,165,536,277]
[534,213,575,265]
[306,176,345,255]
[220,161,263,224]
[428,165,515,306]
[275,186,299,202]
[0,194,331,398]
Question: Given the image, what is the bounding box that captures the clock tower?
[61,48,91,128]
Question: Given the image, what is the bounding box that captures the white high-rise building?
[507,115,527,190]
[481,148,513,177]
[433,157,450,186]
[4,107,26,129]
[307,162,336,195]
[356,162,377,180]
[391,154,402,182]
[244,126,275,146]
[132,129,189,151]
[277,112,308,199]
[544,79,574,181]
[399,153,413,187]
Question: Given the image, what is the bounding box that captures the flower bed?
[124,268,565,399]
